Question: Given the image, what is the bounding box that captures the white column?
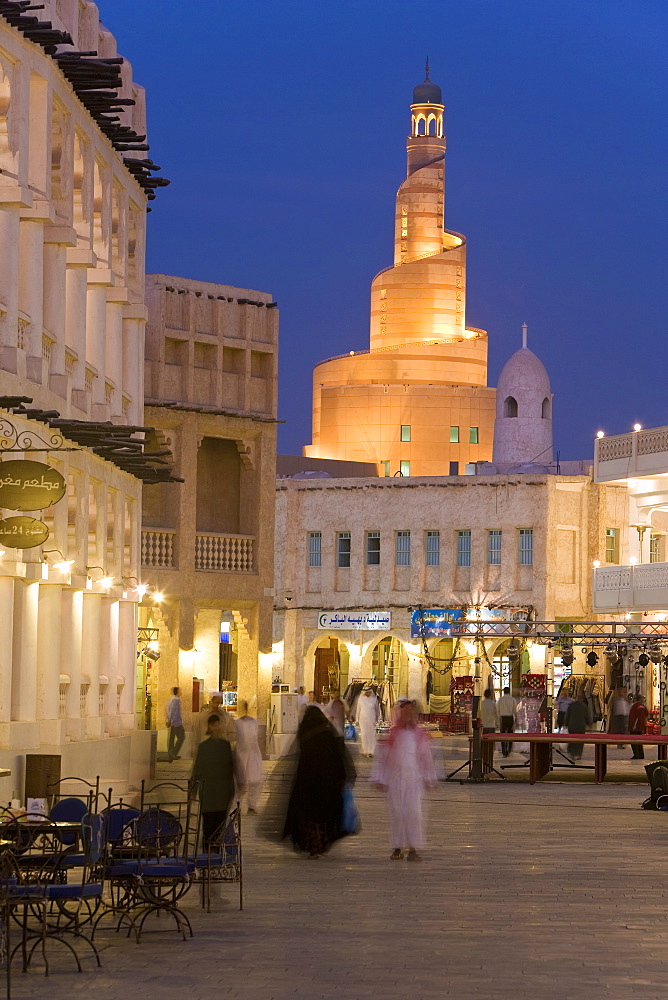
[122,310,146,425]
[62,588,84,741]
[105,299,124,418]
[118,599,137,726]
[81,591,103,739]
[0,202,22,372]
[65,261,90,410]
[106,598,120,733]
[85,279,109,416]
[36,583,62,744]
[11,581,39,722]
[43,241,68,397]
[18,218,44,379]
[0,578,15,728]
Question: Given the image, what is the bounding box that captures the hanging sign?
[0,516,50,549]
[318,611,392,631]
[0,461,66,511]
[411,607,531,638]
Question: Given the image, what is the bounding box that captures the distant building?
[139,274,278,748]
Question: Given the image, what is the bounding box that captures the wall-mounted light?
[86,565,114,589]
[629,556,638,565]
[633,423,642,432]
[596,431,605,439]
[593,560,600,568]
[43,549,74,573]
[153,591,164,603]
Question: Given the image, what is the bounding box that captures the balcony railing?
[141,528,176,568]
[593,562,668,612]
[595,424,668,481]
[195,532,255,573]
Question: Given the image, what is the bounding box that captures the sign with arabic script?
[0,517,49,549]
[318,611,392,631]
[411,607,531,638]
[0,461,66,511]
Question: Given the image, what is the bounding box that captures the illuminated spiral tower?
[304,66,496,477]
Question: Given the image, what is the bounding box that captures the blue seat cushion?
[47,883,102,900]
[141,860,194,878]
[60,853,86,868]
[7,885,46,900]
[107,860,140,877]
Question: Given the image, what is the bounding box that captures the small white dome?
[495,348,551,419]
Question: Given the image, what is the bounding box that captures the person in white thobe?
[356,688,380,757]
[372,699,437,861]
[234,700,263,814]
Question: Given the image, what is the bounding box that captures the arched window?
[436,114,443,138]
[504,396,518,418]
[427,114,436,136]
[416,115,426,136]
[541,397,551,419]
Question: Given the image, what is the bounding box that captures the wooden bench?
[481,732,668,783]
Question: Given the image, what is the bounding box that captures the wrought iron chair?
[191,803,243,912]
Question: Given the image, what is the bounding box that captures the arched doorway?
[369,635,408,697]
[312,636,350,702]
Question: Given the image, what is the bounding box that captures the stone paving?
[9,737,668,1000]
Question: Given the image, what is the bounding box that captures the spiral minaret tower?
[304,67,496,477]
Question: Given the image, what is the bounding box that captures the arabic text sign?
[318,611,392,631]
[411,608,530,638]
[0,461,66,511]
[0,516,49,549]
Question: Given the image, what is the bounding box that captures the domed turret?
[412,58,442,104]
[492,324,553,467]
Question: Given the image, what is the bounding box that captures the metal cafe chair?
[190,803,243,912]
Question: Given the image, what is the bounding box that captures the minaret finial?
[425,57,430,81]
[521,322,528,349]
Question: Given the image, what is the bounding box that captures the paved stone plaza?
[10,739,668,1000]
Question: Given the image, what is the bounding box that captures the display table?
[481,732,668,783]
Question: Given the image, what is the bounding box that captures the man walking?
[628,694,649,760]
[197,692,236,748]
[192,715,235,847]
[165,686,185,763]
[479,689,499,735]
[235,699,264,814]
[498,686,517,757]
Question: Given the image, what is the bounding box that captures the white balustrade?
[141,528,176,568]
[195,532,255,572]
[593,562,668,612]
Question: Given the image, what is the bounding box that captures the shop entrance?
[312,637,349,701]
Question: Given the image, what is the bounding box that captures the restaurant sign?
[411,607,531,639]
[0,461,66,511]
[318,611,392,631]
[0,516,50,549]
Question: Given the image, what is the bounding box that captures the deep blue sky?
[108,0,667,460]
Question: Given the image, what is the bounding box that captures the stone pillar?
[11,580,39,722]
[122,310,146,426]
[81,591,103,739]
[0,199,23,373]
[36,583,62,744]
[65,254,92,411]
[0,578,15,738]
[105,297,124,418]
[85,275,110,417]
[43,241,68,397]
[18,218,44,381]
[117,598,138,727]
[62,588,84,742]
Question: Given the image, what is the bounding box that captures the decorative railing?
[593,562,668,609]
[594,566,633,591]
[637,428,668,457]
[597,435,633,462]
[195,532,255,573]
[141,528,176,568]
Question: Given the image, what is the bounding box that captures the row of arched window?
[411,113,443,137]
[504,396,552,419]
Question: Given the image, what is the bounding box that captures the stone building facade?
[0,1,163,794]
[273,474,629,702]
[140,274,278,749]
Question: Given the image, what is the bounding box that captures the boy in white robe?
[372,699,437,861]
[356,687,380,757]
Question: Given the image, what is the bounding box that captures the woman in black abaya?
[283,705,355,858]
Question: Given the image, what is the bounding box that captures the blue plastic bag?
[341,784,360,835]
[344,722,357,741]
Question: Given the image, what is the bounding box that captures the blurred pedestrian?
[283,706,355,858]
[197,692,236,748]
[297,686,309,709]
[555,689,574,731]
[356,687,380,757]
[479,689,499,734]
[564,693,592,760]
[192,714,235,847]
[628,694,649,760]
[235,699,264,814]
[498,686,517,757]
[324,688,346,736]
[372,698,437,862]
[165,686,185,762]
[608,686,630,749]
